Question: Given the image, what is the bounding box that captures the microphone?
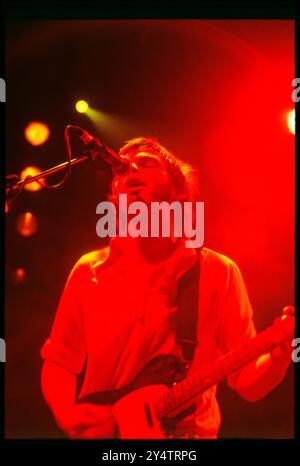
[67,125,130,174]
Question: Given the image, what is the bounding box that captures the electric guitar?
[78,307,294,439]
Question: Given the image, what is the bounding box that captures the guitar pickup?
[161,402,196,433]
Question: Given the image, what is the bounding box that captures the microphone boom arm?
[7,151,91,191]
[5,125,128,211]
[6,149,98,208]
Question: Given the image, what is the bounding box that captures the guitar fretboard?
[154,318,292,420]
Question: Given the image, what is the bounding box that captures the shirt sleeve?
[40,261,87,375]
[216,259,257,391]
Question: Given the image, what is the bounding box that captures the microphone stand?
[5,125,127,214]
[5,149,98,212]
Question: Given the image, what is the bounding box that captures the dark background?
[5,20,294,438]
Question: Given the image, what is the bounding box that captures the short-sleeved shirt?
[41,238,256,438]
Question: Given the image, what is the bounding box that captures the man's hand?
[235,305,295,402]
[57,403,118,439]
[270,305,295,368]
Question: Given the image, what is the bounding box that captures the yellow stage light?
[24,121,50,146]
[287,109,295,135]
[76,100,89,113]
[20,166,44,192]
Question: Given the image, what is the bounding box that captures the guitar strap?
[175,250,201,367]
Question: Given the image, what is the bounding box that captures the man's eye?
[138,156,161,168]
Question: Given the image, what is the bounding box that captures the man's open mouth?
[126,179,146,190]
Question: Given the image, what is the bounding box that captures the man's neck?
[138,236,179,264]
[111,235,180,265]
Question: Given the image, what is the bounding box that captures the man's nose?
[130,161,139,172]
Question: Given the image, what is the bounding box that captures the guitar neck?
[154,319,292,419]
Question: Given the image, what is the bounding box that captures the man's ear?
[109,178,119,202]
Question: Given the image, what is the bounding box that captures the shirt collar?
[91,236,198,282]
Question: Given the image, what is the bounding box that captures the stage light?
[24,121,50,146]
[20,166,44,192]
[287,109,295,135]
[16,211,38,237]
[76,100,89,113]
[11,268,27,285]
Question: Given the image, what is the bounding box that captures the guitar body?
[78,354,189,439]
[112,384,169,439]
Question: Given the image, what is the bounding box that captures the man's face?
[112,151,177,204]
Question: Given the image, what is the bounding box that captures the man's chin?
[126,191,151,204]
[126,192,143,203]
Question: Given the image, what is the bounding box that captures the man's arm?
[233,309,294,402]
[41,360,117,438]
[41,256,117,438]
[217,259,293,402]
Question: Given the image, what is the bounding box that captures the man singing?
[40,137,293,439]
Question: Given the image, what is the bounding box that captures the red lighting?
[11,268,27,285]
[16,211,38,237]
